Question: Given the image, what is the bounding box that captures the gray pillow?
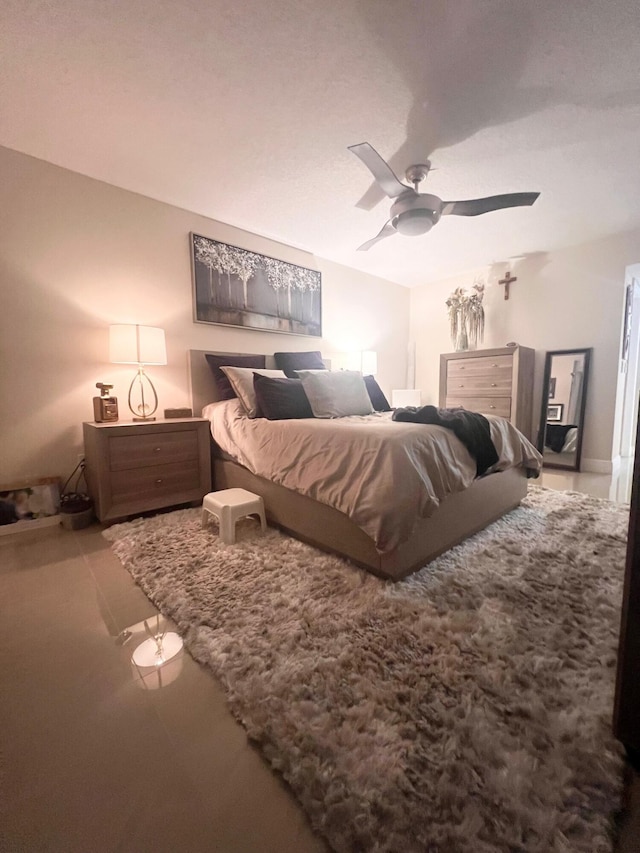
[296,370,374,418]
[219,366,286,417]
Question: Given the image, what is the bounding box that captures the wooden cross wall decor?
[498,270,517,300]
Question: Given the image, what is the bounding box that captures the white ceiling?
[2,0,640,287]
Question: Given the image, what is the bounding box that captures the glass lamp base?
[128,367,160,422]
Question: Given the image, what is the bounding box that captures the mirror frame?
[537,348,591,471]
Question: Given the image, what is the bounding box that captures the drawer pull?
[154,446,162,452]
[491,383,497,387]
[489,405,496,409]
[458,383,464,388]
[155,478,163,485]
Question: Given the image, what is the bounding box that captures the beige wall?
[0,146,410,484]
[410,232,640,469]
[3,142,637,483]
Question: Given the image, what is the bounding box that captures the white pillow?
[296,370,374,418]
[219,366,286,417]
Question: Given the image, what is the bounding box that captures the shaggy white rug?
[104,486,627,853]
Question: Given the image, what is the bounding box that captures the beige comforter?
[204,400,542,552]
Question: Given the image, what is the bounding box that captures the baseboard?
[581,458,613,474]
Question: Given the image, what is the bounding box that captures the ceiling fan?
[349,142,540,252]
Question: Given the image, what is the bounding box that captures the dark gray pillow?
[205,353,266,400]
[253,374,314,420]
[273,350,325,378]
[364,375,391,412]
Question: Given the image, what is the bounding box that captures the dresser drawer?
[110,460,201,503]
[446,373,513,396]
[447,354,513,381]
[445,396,511,419]
[109,430,198,471]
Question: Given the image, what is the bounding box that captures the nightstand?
[83,418,212,523]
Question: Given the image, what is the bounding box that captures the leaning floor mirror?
[537,348,591,471]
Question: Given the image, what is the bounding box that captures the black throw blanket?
[544,423,578,453]
[392,405,499,476]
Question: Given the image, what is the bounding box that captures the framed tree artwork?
[191,233,322,337]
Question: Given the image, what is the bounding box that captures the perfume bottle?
[93,382,119,422]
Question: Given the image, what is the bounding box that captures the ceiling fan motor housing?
[390,192,442,236]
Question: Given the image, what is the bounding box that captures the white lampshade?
[109,325,167,366]
[132,633,183,668]
[361,350,377,376]
[392,389,421,408]
[326,350,378,374]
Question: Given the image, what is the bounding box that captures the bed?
[188,349,541,580]
[543,423,579,467]
[545,423,578,454]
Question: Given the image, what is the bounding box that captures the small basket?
[60,493,93,514]
[60,460,94,530]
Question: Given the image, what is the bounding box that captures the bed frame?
[188,349,528,581]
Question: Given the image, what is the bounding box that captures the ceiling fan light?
[393,209,435,236]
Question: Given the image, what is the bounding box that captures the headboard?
[188,349,278,416]
[188,348,330,416]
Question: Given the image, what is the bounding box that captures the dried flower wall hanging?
[445,281,485,351]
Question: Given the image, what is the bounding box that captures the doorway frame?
[613,267,640,465]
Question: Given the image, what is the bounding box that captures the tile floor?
[0,468,637,852]
[539,457,634,504]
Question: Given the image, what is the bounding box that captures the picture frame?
[191,233,322,337]
[547,403,564,422]
[548,377,556,399]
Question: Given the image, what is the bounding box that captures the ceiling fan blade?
[357,220,397,252]
[442,192,540,217]
[348,143,410,199]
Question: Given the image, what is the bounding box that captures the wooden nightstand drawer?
[111,460,201,503]
[445,396,511,419]
[109,430,198,471]
[83,418,212,522]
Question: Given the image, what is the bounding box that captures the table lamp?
[109,324,167,421]
[131,615,183,669]
[392,389,421,408]
[360,350,378,376]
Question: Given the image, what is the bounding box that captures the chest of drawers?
[83,418,212,522]
[439,346,535,440]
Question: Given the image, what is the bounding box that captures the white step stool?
[201,488,267,544]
